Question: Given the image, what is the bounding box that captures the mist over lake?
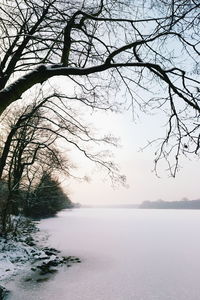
[6,208,200,300]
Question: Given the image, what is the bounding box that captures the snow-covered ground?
[0,237,48,281]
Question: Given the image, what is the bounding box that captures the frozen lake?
[6,208,200,299]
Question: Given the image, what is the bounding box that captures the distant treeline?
[140,199,200,209]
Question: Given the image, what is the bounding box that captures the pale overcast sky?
[61,107,200,206]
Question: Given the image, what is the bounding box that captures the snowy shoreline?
[0,235,50,281]
[0,220,81,299]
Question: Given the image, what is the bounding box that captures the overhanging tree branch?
[0,0,199,176]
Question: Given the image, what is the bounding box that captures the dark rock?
[36,277,50,283]
[32,248,81,279]
[37,259,61,275]
[37,255,50,260]
[50,269,58,274]
[44,250,54,256]
[46,260,61,267]
[25,236,36,246]
[42,247,60,256]
[62,256,81,264]
[24,278,32,282]
[39,270,49,275]
[40,268,57,275]
[27,241,36,246]
[62,256,69,261]
[0,285,9,300]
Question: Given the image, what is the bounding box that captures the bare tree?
[0,93,123,184]
[0,100,69,235]
[0,0,199,175]
[0,93,123,235]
